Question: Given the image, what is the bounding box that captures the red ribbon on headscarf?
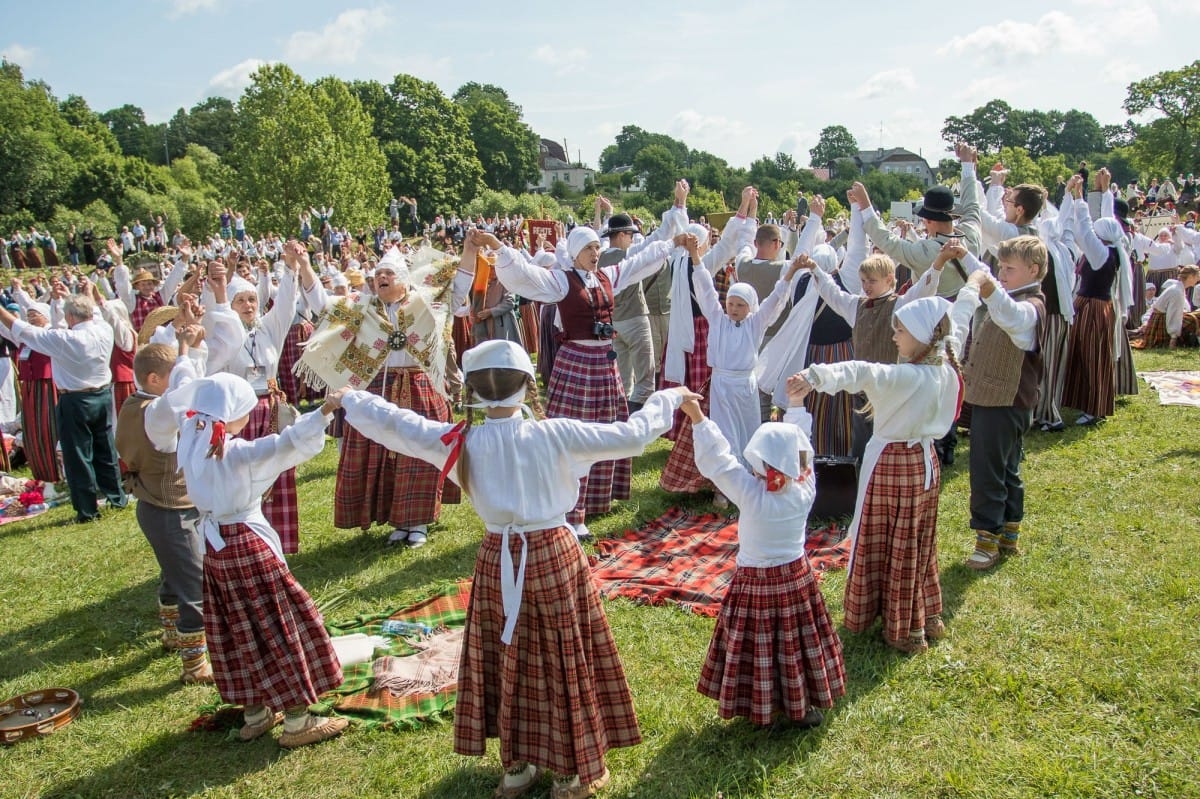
[439,420,468,481]
[185,410,226,446]
[765,467,788,493]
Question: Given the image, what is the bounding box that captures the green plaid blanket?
[312,580,472,731]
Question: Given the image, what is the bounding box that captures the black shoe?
[1039,422,1065,433]
[74,514,100,524]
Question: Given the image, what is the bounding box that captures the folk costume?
[493,221,682,529]
[1063,208,1124,423]
[803,297,962,653]
[1134,278,1200,348]
[1,303,61,482]
[114,259,187,333]
[692,407,846,726]
[659,216,756,495]
[300,247,459,541]
[172,374,344,746]
[1034,198,1080,431]
[341,340,685,791]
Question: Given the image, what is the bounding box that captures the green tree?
[989,146,1040,186]
[227,65,389,235]
[1053,110,1105,160]
[452,83,540,195]
[599,125,689,173]
[809,125,859,168]
[351,75,483,216]
[182,96,237,156]
[1123,60,1200,174]
[632,144,679,201]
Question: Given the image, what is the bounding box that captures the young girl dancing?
[682,375,845,728]
[174,373,348,747]
[793,294,963,653]
[337,339,698,798]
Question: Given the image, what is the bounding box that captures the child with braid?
[793,296,963,653]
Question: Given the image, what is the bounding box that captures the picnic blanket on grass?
[589,507,850,617]
[1139,371,1200,407]
[313,579,471,731]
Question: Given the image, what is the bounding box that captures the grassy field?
[1,350,1198,799]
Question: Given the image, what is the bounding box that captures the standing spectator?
[0,293,127,523]
[67,224,81,266]
[388,197,400,226]
[132,219,146,252]
[82,226,97,266]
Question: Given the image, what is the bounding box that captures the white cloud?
[955,76,1017,103]
[669,109,752,155]
[208,58,274,96]
[284,8,390,64]
[938,11,1082,64]
[531,45,589,75]
[169,0,217,17]
[1101,59,1142,87]
[1,43,36,66]
[854,68,917,100]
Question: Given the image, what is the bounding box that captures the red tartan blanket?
[589,507,850,617]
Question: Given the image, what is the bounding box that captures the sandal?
[495,763,541,799]
[278,715,349,748]
[551,768,611,799]
[239,709,283,742]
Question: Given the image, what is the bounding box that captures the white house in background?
[532,138,595,193]
[607,165,647,192]
[854,148,936,187]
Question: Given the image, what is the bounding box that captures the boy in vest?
[115,330,213,683]
[950,236,1047,571]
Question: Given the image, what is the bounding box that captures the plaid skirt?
[546,343,630,524]
[1062,296,1115,419]
[454,525,640,784]
[843,442,942,643]
[1134,310,1200,349]
[237,396,300,554]
[21,377,61,483]
[697,555,846,726]
[804,340,853,458]
[662,315,711,441]
[659,315,713,494]
[278,320,316,405]
[335,367,460,530]
[203,523,342,709]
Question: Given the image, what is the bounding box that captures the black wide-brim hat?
[600,213,638,237]
[915,185,958,223]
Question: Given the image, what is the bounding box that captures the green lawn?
[2,350,1198,799]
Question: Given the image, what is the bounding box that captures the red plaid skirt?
[21,377,61,483]
[278,320,316,405]
[546,343,630,524]
[662,315,711,441]
[236,396,300,554]
[455,525,640,784]
[335,367,460,530]
[203,523,342,709]
[698,555,846,725]
[659,315,712,493]
[843,442,942,642]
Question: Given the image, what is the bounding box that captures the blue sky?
[4,0,1195,170]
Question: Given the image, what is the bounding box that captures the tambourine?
[0,688,81,745]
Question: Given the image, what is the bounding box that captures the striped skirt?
[20,378,61,483]
[1034,314,1069,427]
[1062,296,1115,419]
[803,340,854,458]
[204,523,342,710]
[1146,267,1179,292]
[335,367,460,531]
[1128,260,1147,330]
[844,443,942,643]
[452,315,473,370]
[697,555,846,726]
[1114,326,1139,397]
[546,344,629,524]
[278,320,316,405]
[519,302,539,357]
[537,304,559,386]
[660,315,712,494]
[236,396,300,554]
[454,525,639,784]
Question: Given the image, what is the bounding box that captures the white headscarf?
[1093,217,1133,320]
[743,421,812,479]
[461,340,536,409]
[810,244,839,274]
[894,296,953,345]
[171,374,258,474]
[376,245,411,285]
[566,226,600,263]
[726,282,759,313]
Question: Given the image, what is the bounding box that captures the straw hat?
[138,305,179,345]
[132,269,158,285]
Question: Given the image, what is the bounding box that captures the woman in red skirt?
[795,296,963,653]
[175,373,346,748]
[339,339,698,799]
[2,301,61,482]
[684,379,845,728]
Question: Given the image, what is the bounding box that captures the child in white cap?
[793,295,963,653]
[336,339,699,799]
[681,375,845,728]
[173,373,348,748]
[681,233,802,505]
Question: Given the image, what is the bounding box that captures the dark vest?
[558,269,614,341]
[853,294,900,364]
[115,394,192,509]
[963,284,1045,409]
[1076,249,1118,301]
